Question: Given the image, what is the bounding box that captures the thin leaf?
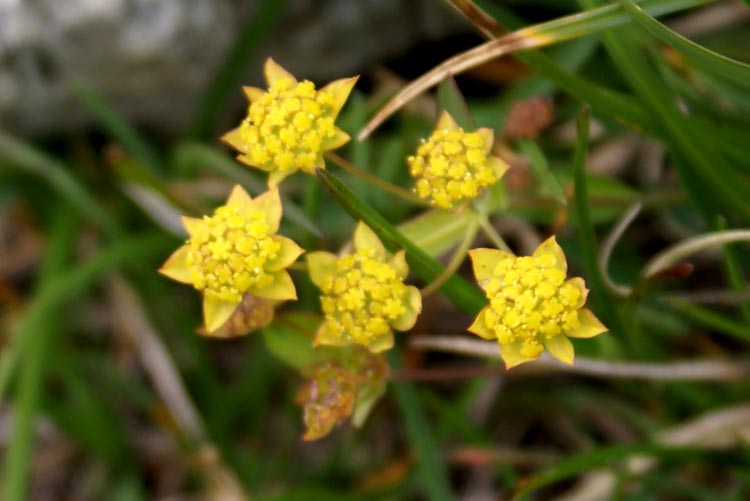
[189,0,288,138]
[572,107,624,335]
[316,168,486,315]
[0,130,120,237]
[619,0,750,88]
[437,77,475,129]
[69,81,164,172]
[173,142,324,238]
[388,350,452,501]
[518,140,566,205]
[358,0,713,139]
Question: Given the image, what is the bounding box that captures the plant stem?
[325,152,429,206]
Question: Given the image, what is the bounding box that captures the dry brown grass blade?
[409,336,750,381]
[358,27,555,140]
[110,278,248,501]
[444,0,505,38]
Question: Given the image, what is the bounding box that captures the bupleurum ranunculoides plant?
[307,222,422,353]
[408,111,509,209]
[222,58,358,187]
[159,185,303,333]
[469,237,607,368]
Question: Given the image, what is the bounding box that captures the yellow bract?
[159,185,303,333]
[307,222,422,353]
[408,111,509,209]
[469,237,607,368]
[222,58,358,187]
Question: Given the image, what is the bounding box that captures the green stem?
[325,152,429,207]
[477,214,511,252]
[421,217,480,297]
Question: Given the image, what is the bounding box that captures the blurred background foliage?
[0,0,749,499]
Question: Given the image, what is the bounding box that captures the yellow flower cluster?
[159,186,303,333]
[308,223,422,353]
[187,205,279,304]
[319,248,407,343]
[240,79,335,173]
[408,112,508,209]
[470,237,607,368]
[223,58,357,187]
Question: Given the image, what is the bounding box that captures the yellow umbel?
[239,78,337,174]
[318,248,408,347]
[187,205,280,304]
[481,253,582,358]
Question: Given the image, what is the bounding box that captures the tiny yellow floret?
[307,223,422,353]
[222,58,358,187]
[407,111,509,209]
[159,186,303,333]
[469,237,607,368]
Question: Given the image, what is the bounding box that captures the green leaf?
[515,444,728,499]
[261,312,324,370]
[619,0,750,88]
[572,106,624,335]
[188,0,288,138]
[172,142,324,238]
[316,168,486,316]
[580,0,750,223]
[398,208,477,258]
[69,81,164,173]
[388,350,452,501]
[519,140,567,205]
[2,232,171,501]
[437,77,475,129]
[0,131,119,237]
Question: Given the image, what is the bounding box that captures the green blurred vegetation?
[1,0,749,499]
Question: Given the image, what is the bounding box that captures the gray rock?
[0,0,462,135]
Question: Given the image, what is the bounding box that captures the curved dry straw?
[358,0,714,140]
[409,335,749,381]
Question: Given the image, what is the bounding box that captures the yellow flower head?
[307,222,422,353]
[408,111,509,209]
[222,58,358,187]
[159,185,304,333]
[468,237,607,368]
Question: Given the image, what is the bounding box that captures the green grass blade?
[2,207,77,501]
[1,232,171,501]
[579,0,750,222]
[172,142,324,237]
[69,81,164,172]
[388,351,452,501]
[619,0,750,88]
[0,131,120,237]
[515,444,738,499]
[316,168,486,315]
[437,78,475,129]
[188,0,288,139]
[667,299,750,342]
[519,139,566,205]
[572,107,624,334]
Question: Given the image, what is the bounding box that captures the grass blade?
[388,350,452,501]
[188,0,288,139]
[1,232,171,501]
[316,168,486,315]
[70,81,164,172]
[572,107,624,334]
[619,0,750,88]
[359,0,713,138]
[0,131,120,237]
